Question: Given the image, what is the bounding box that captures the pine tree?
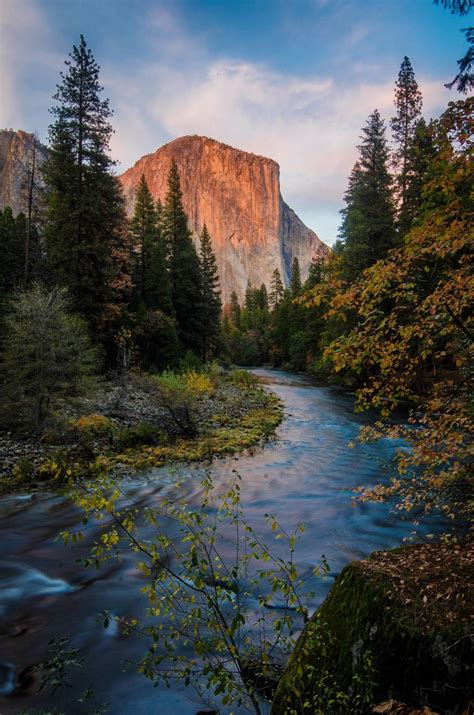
[290,257,302,297]
[129,178,177,368]
[0,208,24,301]
[391,56,423,235]
[402,118,437,231]
[130,174,157,306]
[145,199,174,317]
[162,160,202,355]
[43,35,131,343]
[199,224,222,361]
[229,290,241,329]
[257,283,269,311]
[269,268,284,310]
[0,284,97,428]
[304,256,326,291]
[244,280,255,315]
[339,110,396,281]
[130,178,172,315]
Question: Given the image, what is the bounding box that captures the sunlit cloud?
[1,0,458,245]
[109,53,451,244]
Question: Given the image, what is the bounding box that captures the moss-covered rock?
[272,540,473,714]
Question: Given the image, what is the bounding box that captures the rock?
[0,130,48,215]
[119,135,330,302]
[271,540,473,714]
[372,700,440,714]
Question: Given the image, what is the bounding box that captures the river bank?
[0,368,282,491]
[0,369,462,714]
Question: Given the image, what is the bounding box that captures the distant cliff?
[0,130,48,216]
[120,136,329,302]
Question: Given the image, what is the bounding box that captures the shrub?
[178,349,202,373]
[70,414,111,436]
[0,284,97,429]
[153,371,199,436]
[185,370,215,396]
[228,368,257,388]
[36,450,74,482]
[11,457,35,483]
[115,422,162,449]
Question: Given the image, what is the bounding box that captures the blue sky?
[0,0,469,245]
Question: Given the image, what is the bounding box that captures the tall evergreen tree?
[269,268,284,310]
[130,177,172,315]
[0,208,25,301]
[145,198,174,316]
[43,35,131,343]
[130,174,157,306]
[129,177,177,368]
[229,290,241,329]
[435,1,473,93]
[162,160,202,355]
[199,224,222,361]
[402,118,437,231]
[391,56,423,234]
[257,283,269,311]
[290,257,302,297]
[304,256,326,291]
[339,110,396,281]
[244,280,255,315]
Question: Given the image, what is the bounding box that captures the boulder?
[272,540,473,714]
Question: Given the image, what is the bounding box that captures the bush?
[115,422,163,449]
[11,457,35,483]
[185,370,215,396]
[70,414,112,436]
[228,368,257,388]
[153,371,199,436]
[178,349,202,373]
[0,284,97,429]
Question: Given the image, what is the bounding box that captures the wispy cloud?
[2,0,457,245]
[109,52,451,243]
[0,0,61,132]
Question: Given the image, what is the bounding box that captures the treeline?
[224,56,472,379]
[0,36,221,377]
[222,256,323,369]
[222,60,434,371]
[298,54,471,518]
[222,50,472,518]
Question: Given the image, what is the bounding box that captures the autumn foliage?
[304,98,473,519]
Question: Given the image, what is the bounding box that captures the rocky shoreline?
[0,371,283,487]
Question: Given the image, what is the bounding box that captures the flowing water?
[0,370,446,714]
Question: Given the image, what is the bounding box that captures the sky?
[0,0,469,245]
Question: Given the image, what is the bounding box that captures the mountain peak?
[120,136,328,302]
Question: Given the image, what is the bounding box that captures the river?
[0,370,445,714]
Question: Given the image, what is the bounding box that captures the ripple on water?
[0,369,449,715]
[0,662,15,696]
[0,561,75,615]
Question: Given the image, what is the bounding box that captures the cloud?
[2,0,456,246]
[108,53,451,244]
[0,0,61,132]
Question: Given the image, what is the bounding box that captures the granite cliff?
[0,130,48,216]
[0,131,328,302]
[120,136,329,302]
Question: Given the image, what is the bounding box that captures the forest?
[0,0,472,713]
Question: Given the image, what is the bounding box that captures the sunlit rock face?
[0,130,48,216]
[119,135,329,302]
